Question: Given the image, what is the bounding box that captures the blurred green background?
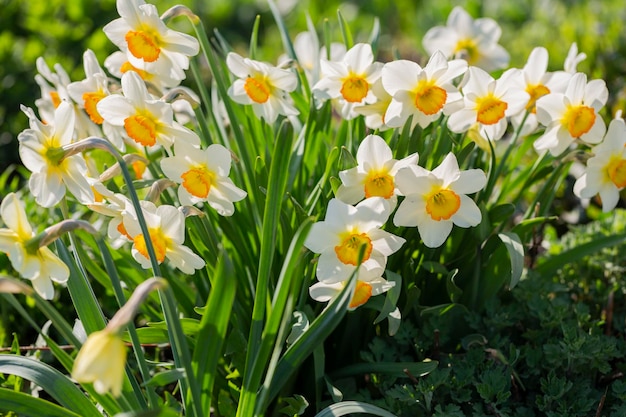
[1,0,625,181]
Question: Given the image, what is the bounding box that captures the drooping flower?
[0,193,69,299]
[393,153,486,248]
[336,134,419,208]
[160,140,247,216]
[422,6,509,72]
[447,66,529,142]
[504,47,571,136]
[18,102,94,207]
[312,43,383,120]
[103,0,199,80]
[574,114,626,212]
[304,197,405,284]
[71,329,127,397]
[226,52,299,123]
[309,276,395,311]
[97,71,200,148]
[382,50,467,129]
[534,72,608,156]
[121,200,205,274]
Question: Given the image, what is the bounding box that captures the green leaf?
[498,232,525,289]
[145,368,186,388]
[0,355,100,416]
[330,360,438,380]
[336,9,354,48]
[314,401,397,417]
[0,388,82,417]
[114,409,181,417]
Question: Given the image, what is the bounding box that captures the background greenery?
[2,0,626,179]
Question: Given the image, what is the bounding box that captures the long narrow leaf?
[0,388,82,417]
[314,401,397,417]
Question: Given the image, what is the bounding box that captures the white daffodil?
[564,42,587,74]
[104,50,184,91]
[336,134,419,207]
[18,102,94,207]
[423,6,509,72]
[574,115,626,212]
[353,79,393,131]
[72,328,127,397]
[393,153,486,248]
[122,201,205,274]
[0,193,69,299]
[97,71,200,149]
[447,66,529,142]
[160,140,247,216]
[67,49,125,151]
[226,52,299,123]
[534,72,608,156]
[505,47,571,136]
[304,197,405,284]
[312,43,383,120]
[382,51,467,129]
[309,276,395,311]
[103,0,199,78]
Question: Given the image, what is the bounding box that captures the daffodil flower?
[0,193,69,299]
[564,42,587,74]
[312,43,383,120]
[18,102,94,207]
[423,6,509,72]
[104,50,184,91]
[309,276,395,311]
[574,114,626,212]
[226,52,299,123]
[71,328,127,397]
[304,197,405,284]
[103,0,199,79]
[382,50,467,129]
[534,72,608,156]
[447,66,529,142]
[505,47,571,136]
[353,79,393,130]
[393,153,486,248]
[336,134,418,207]
[97,71,200,148]
[122,201,205,274]
[160,140,247,216]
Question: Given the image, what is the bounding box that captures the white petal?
[451,195,482,227]
[418,218,454,248]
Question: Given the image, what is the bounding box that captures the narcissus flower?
[534,72,608,156]
[447,66,529,142]
[312,43,383,120]
[71,328,127,397]
[97,71,200,148]
[160,140,247,216]
[309,276,395,311]
[122,201,205,273]
[382,51,467,129]
[0,193,69,299]
[226,52,299,123]
[394,153,486,248]
[18,102,94,207]
[304,197,405,284]
[574,115,626,212]
[564,42,587,74]
[423,6,509,72]
[336,134,419,207]
[103,0,199,77]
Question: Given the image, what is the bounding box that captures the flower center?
[133,227,167,263]
[82,91,106,124]
[349,280,373,309]
[125,30,161,62]
[340,74,369,103]
[425,187,461,221]
[475,94,508,125]
[244,76,271,103]
[131,160,147,180]
[414,81,447,115]
[120,61,152,80]
[49,91,62,109]
[116,221,133,240]
[607,157,626,188]
[454,38,479,64]
[525,84,550,114]
[561,104,596,138]
[124,114,157,146]
[181,166,214,198]
[335,232,373,266]
[364,170,395,199]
